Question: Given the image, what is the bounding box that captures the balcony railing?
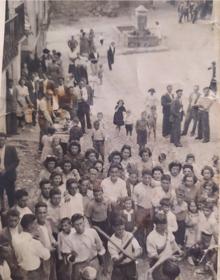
[2,15,19,70]
[15,3,25,41]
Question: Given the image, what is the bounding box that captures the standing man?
[161,85,174,138]
[182,85,201,136]
[107,42,115,71]
[170,89,184,147]
[0,133,19,208]
[196,87,215,143]
[35,202,57,280]
[6,79,18,136]
[67,213,106,280]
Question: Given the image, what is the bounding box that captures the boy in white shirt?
[159,198,178,234]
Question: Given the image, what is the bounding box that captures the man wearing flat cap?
[170,89,184,147]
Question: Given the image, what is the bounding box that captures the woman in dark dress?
[113,99,126,133]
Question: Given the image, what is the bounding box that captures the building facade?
[0,0,50,133]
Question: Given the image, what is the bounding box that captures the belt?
[73,255,98,266]
[114,260,135,268]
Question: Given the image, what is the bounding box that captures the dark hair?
[186,153,195,161]
[139,147,152,158]
[121,145,132,158]
[43,156,57,168]
[162,259,180,279]
[154,213,167,224]
[0,132,7,138]
[108,163,121,173]
[6,209,20,219]
[71,213,84,224]
[50,171,63,184]
[62,159,73,170]
[142,169,152,177]
[15,189,28,201]
[49,188,61,198]
[113,217,125,227]
[152,166,164,175]
[93,120,100,127]
[203,201,214,210]
[68,141,81,154]
[182,164,194,172]
[93,186,103,193]
[60,217,71,226]
[201,165,214,177]
[88,166,99,173]
[66,178,78,189]
[93,160,104,172]
[47,127,56,135]
[158,153,166,161]
[161,174,171,182]
[35,201,47,212]
[20,214,36,230]
[183,174,197,184]
[160,198,171,207]
[108,150,122,163]
[85,149,99,160]
[39,179,50,189]
[168,161,182,172]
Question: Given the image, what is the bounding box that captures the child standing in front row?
[135,111,148,150]
[121,196,136,233]
[185,200,199,260]
[57,217,75,280]
[124,110,134,140]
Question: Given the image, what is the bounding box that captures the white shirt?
[66,228,105,264]
[0,145,5,171]
[198,211,217,235]
[13,232,50,271]
[166,211,178,234]
[133,182,154,209]
[101,177,127,203]
[151,187,176,207]
[108,231,141,264]
[58,228,76,259]
[39,225,52,250]
[0,261,12,280]
[60,193,84,219]
[146,229,176,259]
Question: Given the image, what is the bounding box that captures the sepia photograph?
[0,0,219,279]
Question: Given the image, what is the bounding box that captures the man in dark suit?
[161,85,174,137]
[170,89,184,147]
[0,133,19,208]
[107,42,115,71]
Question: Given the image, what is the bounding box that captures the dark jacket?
[2,145,19,181]
[161,93,173,115]
[107,47,115,64]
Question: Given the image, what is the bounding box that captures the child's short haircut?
[60,217,71,226]
[161,174,171,182]
[93,120,100,127]
[152,166,164,175]
[7,209,20,219]
[93,186,103,193]
[20,214,36,230]
[160,198,171,207]
[35,201,48,212]
[124,196,132,203]
[113,217,125,228]
[186,153,195,161]
[49,188,61,198]
[142,169,152,177]
[39,179,50,189]
[175,188,185,198]
[66,178,78,189]
[15,189,28,201]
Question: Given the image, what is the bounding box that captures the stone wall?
[49,0,154,21]
[49,0,120,21]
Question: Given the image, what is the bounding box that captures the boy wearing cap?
[170,89,184,147]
